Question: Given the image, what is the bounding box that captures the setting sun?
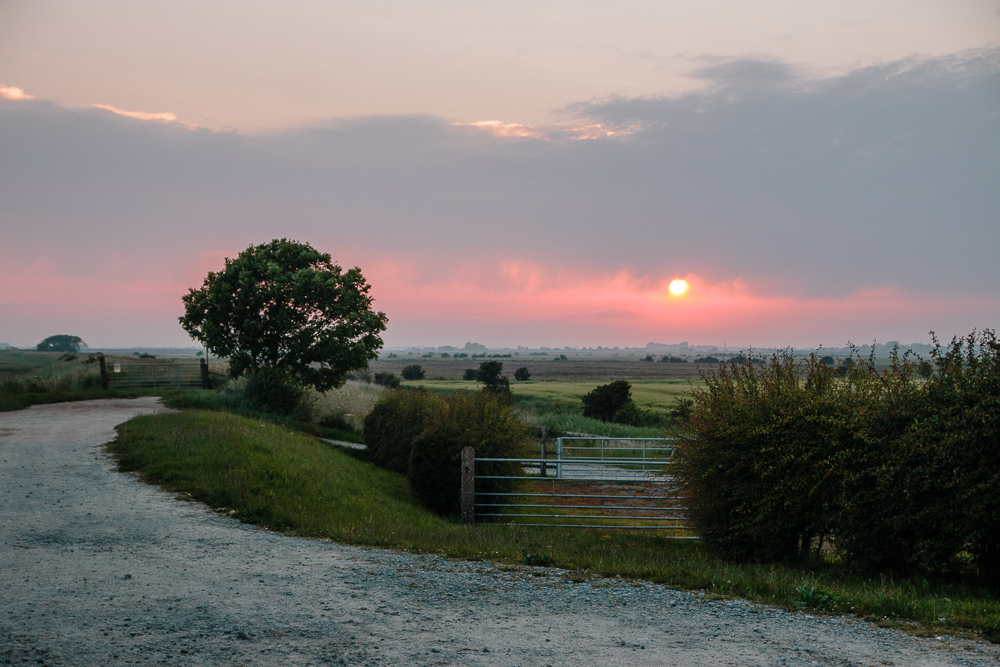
[669,279,688,295]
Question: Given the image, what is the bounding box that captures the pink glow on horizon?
[2,254,995,349]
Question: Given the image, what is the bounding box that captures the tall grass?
[108,409,1000,641]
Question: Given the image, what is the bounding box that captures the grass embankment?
[110,409,1000,641]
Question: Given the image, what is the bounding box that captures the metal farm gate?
[465,437,693,536]
[99,357,210,389]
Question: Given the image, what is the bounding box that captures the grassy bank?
[109,409,1000,642]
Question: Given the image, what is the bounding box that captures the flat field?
[370,355,706,382]
[400,377,696,416]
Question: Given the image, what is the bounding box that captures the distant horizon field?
[400,378,697,415]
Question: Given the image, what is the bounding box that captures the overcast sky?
[2,1,998,349]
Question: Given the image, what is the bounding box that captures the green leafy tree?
[476,360,511,401]
[179,239,387,393]
[401,364,425,380]
[36,335,85,352]
[462,368,479,381]
[513,367,531,382]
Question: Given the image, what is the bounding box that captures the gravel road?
[2,398,998,666]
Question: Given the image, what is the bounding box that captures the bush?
[513,367,531,381]
[675,333,1000,584]
[242,367,314,419]
[837,331,1000,582]
[363,389,444,474]
[462,368,479,381]
[374,371,401,388]
[401,365,425,381]
[408,390,527,516]
[581,380,633,422]
[673,352,859,562]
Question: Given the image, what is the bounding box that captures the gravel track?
[2,398,998,666]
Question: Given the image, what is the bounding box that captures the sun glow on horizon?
[669,279,688,295]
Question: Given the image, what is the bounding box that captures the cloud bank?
[1,50,997,347]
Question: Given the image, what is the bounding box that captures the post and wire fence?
[462,437,694,537]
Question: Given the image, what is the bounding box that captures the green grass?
[403,378,696,415]
[109,409,1000,642]
[402,378,696,438]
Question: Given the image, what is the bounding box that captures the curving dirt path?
[2,398,998,666]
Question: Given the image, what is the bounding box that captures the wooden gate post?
[460,446,475,525]
[98,354,109,390]
[200,358,210,389]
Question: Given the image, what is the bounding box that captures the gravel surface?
[2,398,998,666]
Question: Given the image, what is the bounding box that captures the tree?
[179,239,387,392]
[476,360,511,400]
[401,364,425,380]
[462,368,479,381]
[514,367,531,382]
[37,335,85,353]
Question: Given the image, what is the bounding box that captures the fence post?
[460,446,475,525]
[98,354,108,390]
[200,358,210,389]
[540,440,547,478]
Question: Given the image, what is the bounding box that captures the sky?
[1,1,999,350]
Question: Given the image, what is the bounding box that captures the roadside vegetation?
[109,407,1000,641]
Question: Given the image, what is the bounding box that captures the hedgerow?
[674,330,1000,588]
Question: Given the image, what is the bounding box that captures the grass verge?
[108,409,1000,642]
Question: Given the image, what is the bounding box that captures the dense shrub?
[363,389,444,474]
[675,332,1000,585]
[401,364,425,381]
[374,371,400,388]
[837,331,1000,583]
[514,367,531,381]
[673,352,863,562]
[581,380,633,423]
[408,390,527,516]
[463,368,479,381]
[241,367,312,417]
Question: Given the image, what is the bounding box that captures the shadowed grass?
[108,409,1000,641]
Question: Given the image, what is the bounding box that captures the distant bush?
[514,367,531,382]
[693,356,720,364]
[408,390,526,516]
[462,368,479,381]
[476,361,511,401]
[363,389,444,474]
[374,371,401,388]
[659,356,687,363]
[401,365,425,381]
[581,380,636,424]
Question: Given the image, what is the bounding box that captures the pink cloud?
[0,84,34,101]
[91,103,178,123]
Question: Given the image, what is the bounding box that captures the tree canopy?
[179,239,387,391]
[37,335,85,352]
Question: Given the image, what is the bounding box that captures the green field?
[402,378,697,415]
